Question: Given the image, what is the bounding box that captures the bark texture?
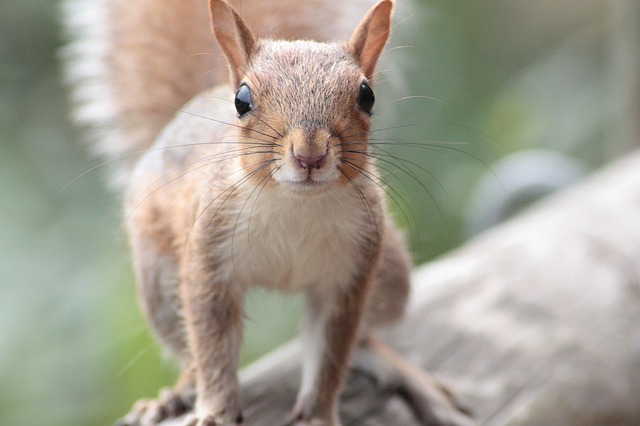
[159,150,640,425]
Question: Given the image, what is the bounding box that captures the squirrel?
[64,0,473,425]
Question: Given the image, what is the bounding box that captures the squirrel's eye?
[357,81,375,116]
[235,84,252,117]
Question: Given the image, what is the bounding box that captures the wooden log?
[158,150,640,425]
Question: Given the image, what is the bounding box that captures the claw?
[353,334,474,426]
[117,386,196,426]
[181,412,243,426]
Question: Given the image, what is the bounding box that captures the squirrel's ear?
[348,0,394,80]
[209,0,256,87]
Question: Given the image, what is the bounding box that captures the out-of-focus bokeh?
[1,0,637,425]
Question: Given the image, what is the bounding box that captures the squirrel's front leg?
[293,271,373,426]
[180,246,244,426]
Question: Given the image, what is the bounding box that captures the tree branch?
[160,151,640,425]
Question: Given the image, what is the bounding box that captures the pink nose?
[295,152,326,170]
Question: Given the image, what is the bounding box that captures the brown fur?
[123,2,401,424]
[65,0,377,181]
[66,0,471,425]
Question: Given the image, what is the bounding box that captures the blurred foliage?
[1,0,636,425]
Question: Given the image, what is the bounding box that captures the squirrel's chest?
[214,189,372,292]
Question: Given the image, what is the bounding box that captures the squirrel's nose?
[294,152,327,170]
[288,125,330,170]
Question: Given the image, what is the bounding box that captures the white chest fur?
[215,184,376,293]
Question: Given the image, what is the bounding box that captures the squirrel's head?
[209,0,393,194]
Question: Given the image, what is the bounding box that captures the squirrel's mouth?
[273,160,340,192]
[287,176,331,191]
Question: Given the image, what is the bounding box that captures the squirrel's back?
[63,0,376,183]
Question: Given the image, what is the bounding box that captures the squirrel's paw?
[294,420,335,426]
[181,414,216,426]
[181,412,243,426]
[390,374,474,426]
[353,360,474,426]
[287,407,336,426]
[116,386,195,426]
[286,416,335,426]
[352,336,474,426]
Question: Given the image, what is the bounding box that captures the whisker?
[337,166,380,257]
[342,121,498,147]
[350,147,453,207]
[203,159,277,230]
[107,90,281,141]
[342,139,495,177]
[388,95,449,107]
[246,110,284,140]
[177,107,281,141]
[126,147,281,223]
[247,164,281,240]
[230,162,279,279]
[179,158,277,264]
[340,140,450,157]
[59,139,279,194]
[340,159,419,236]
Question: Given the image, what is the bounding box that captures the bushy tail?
[62,0,374,184]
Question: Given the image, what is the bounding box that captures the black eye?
[235,84,252,117]
[357,81,375,115]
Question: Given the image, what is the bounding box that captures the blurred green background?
[1,0,638,425]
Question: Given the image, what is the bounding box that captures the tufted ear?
[348,0,394,80]
[209,0,256,87]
